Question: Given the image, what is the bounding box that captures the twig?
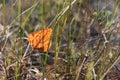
[103,33,109,48]
[22,44,30,61]
[75,50,89,80]
[92,68,97,80]
[75,57,87,80]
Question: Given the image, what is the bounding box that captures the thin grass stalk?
[47,0,78,28]
[9,1,39,30]
[100,54,120,80]
[15,0,22,79]
[104,0,120,31]
[75,57,87,80]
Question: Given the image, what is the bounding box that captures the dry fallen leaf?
[28,28,52,52]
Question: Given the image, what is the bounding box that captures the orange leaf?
[28,28,52,52]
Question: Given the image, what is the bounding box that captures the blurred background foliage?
[0,0,120,80]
